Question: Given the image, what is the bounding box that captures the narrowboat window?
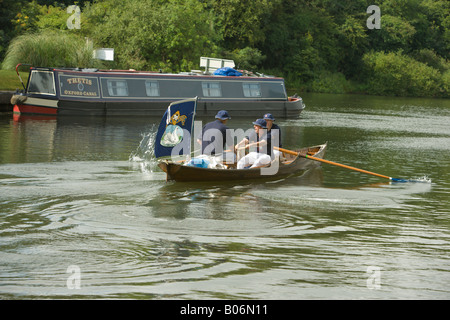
[202,82,221,97]
[107,80,128,96]
[28,70,56,95]
[145,80,160,96]
[243,83,261,97]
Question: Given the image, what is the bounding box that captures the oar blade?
[391,176,431,183]
[390,178,409,183]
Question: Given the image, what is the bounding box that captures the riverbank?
[0,70,27,90]
[0,70,26,111]
[0,91,14,112]
[0,69,447,114]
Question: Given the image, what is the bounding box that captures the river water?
[0,93,449,300]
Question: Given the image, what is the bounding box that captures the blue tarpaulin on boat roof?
[213,67,242,76]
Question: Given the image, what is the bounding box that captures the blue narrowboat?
[12,65,305,118]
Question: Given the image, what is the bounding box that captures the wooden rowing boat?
[158,143,327,182]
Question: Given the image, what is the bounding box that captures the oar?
[275,146,409,182]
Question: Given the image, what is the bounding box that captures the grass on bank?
[2,31,96,72]
[0,70,29,91]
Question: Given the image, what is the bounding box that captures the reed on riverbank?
[1,30,97,71]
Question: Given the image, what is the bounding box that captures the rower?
[235,119,273,169]
[263,113,282,158]
[196,110,235,163]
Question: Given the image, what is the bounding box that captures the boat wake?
[408,175,432,183]
[129,126,159,173]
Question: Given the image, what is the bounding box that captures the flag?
[154,97,197,159]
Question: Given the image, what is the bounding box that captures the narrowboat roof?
[30,67,284,81]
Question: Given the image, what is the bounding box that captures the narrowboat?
[11,64,305,118]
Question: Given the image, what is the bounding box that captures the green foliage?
[82,0,220,71]
[413,49,449,73]
[231,47,265,71]
[261,1,341,84]
[2,30,97,70]
[0,70,29,90]
[34,3,70,30]
[0,0,448,97]
[442,70,450,96]
[209,0,276,48]
[338,16,369,50]
[310,71,352,94]
[362,51,446,97]
[10,1,41,34]
[373,15,416,51]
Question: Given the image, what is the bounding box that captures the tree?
[337,16,369,78]
[260,0,340,83]
[207,0,276,49]
[230,47,265,71]
[83,0,220,71]
[362,50,444,97]
[1,0,448,97]
[370,14,416,52]
[0,0,30,60]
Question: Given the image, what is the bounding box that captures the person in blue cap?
[263,113,282,158]
[263,113,282,148]
[235,118,272,169]
[197,110,235,162]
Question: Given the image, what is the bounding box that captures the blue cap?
[215,110,231,120]
[252,118,267,128]
[263,113,275,121]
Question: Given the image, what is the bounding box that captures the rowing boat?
[154,98,422,184]
[153,97,326,182]
[158,143,327,182]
